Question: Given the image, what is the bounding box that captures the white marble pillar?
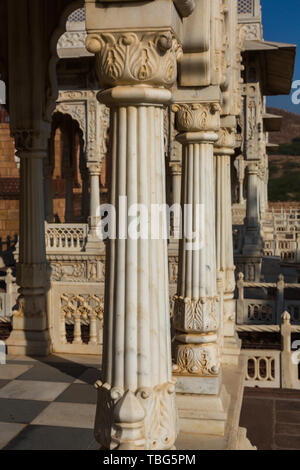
[234,155,245,205]
[80,166,90,222]
[243,161,263,256]
[87,163,101,238]
[7,134,50,355]
[86,30,182,450]
[169,161,182,240]
[214,126,240,362]
[172,101,222,395]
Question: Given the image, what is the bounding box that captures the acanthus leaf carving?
[172,102,221,133]
[86,31,182,88]
[173,296,219,333]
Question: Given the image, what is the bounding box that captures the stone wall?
[0,123,19,239]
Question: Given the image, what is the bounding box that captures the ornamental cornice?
[86,31,182,88]
[172,102,221,133]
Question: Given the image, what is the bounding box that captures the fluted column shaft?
[242,161,263,257]
[169,162,182,239]
[86,29,182,450]
[88,164,101,237]
[245,162,259,228]
[172,102,221,393]
[96,88,177,450]
[214,128,236,340]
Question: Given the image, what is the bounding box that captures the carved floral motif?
[94,381,177,450]
[215,127,236,150]
[86,31,182,88]
[173,296,219,333]
[173,343,220,375]
[172,103,221,133]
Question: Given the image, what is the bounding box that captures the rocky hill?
[267,107,300,145]
[267,108,300,201]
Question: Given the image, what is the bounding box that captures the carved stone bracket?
[12,129,49,154]
[55,90,110,163]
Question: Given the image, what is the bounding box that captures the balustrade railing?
[45,223,88,251]
[237,273,300,325]
[242,349,280,388]
[238,315,300,390]
[0,268,18,322]
[50,283,104,355]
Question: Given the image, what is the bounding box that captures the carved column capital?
[172,102,221,135]
[87,163,101,176]
[214,127,236,155]
[169,161,182,176]
[12,129,49,154]
[86,31,182,89]
[247,161,259,175]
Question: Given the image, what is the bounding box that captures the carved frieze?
[49,258,105,283]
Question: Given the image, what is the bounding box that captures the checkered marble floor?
[0,354,102,450]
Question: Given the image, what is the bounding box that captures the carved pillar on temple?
[85,0,194,450]
[243,161,263,252]
[214,123,241,364]
[5,0,65,355]
[234,154,246,205]
[7,129,51,355]
[172,99,222,394]
[87,162,101,239]
[169,161,182,241]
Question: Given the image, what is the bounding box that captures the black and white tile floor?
[0,354,102,450]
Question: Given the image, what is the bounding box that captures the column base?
[175,355,255,449]
[85,236,106,253]
[175,372,222,395]
[6,329,51,356]
[176,384,230,437]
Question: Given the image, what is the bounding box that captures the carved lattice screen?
[68,7,86,23]
[238,0,254,16]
